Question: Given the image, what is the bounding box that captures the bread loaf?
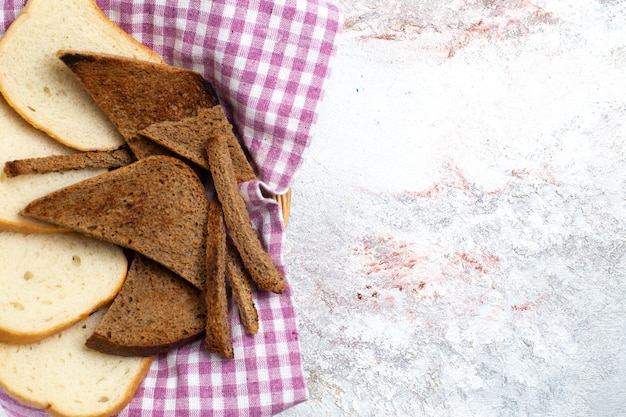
[21,155,209,290]
[0,0,164,151]
[86,254,206,357]
[0,309,153,417]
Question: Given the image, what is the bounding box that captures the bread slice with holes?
[0,231,127,344]
[0,0,164,151]
[0,309,153,417]
[0,94,108,233]
[86,254,206,357]
[21,155,209,290]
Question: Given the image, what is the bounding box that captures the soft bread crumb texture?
[0,231,127,343]
[0,309,152,417]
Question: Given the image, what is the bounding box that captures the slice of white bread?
[0,0,163,151]
[0,231,127,344]
[0,309,153,417]
[0,94,107,233]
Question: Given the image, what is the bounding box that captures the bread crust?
[0,232,128,344]
[3,146,135,177]
[140,105,257,182]
[0,310,154,417]
[226,237,260,335]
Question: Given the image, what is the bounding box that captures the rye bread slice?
[57,51,219,159]
[21,155,208,289]
[206,134,286,294]
[3,146,134,177]
[86,254,206,357]
[139,106,256,182]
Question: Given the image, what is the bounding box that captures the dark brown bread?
[86,254,206,357]
[21,155,209,289]
[226,236,259,335]
[203,198,233,358]
[206,134,286,294]
[57,51,219,159]
[139,105,256,182]
[3,146,135,177]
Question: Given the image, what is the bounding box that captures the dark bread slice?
[86,254,206,357]
[3,146,134,177]
[226,236,259,335]
[203,198,233,358]
[21,155,208,289]
[206,134,286,294]
[57,51,219,159]
[139,105,256,182]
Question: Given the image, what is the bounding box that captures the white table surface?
[2,1,626,416]
[278,0,626,416]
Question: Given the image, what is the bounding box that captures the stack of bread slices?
[0,1,287,416]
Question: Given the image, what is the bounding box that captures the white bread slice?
[0,231,127,344]
[0,0,163,151]
[0,309,153,417]
[0,94,107,233]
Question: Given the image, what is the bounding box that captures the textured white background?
[2,1,625,416]
[279,0,626,416]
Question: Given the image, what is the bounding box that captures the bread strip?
[3,146,134,177]
[203,198,234,358]
[206,134,286,294]
[225,236,259,335]
[58,51,219,159]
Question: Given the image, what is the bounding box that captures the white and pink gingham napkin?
[0,0,341,415]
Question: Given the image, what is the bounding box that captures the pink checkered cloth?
[0,0,341,416]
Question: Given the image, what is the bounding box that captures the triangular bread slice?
[0,309,153,417]
[0,231,128,344]
[0,94,107,233]
[0,0,164,151]
[139,106,256,182]
[86,254,206,357]
[57,51,219,159]
[21,155,209,289]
